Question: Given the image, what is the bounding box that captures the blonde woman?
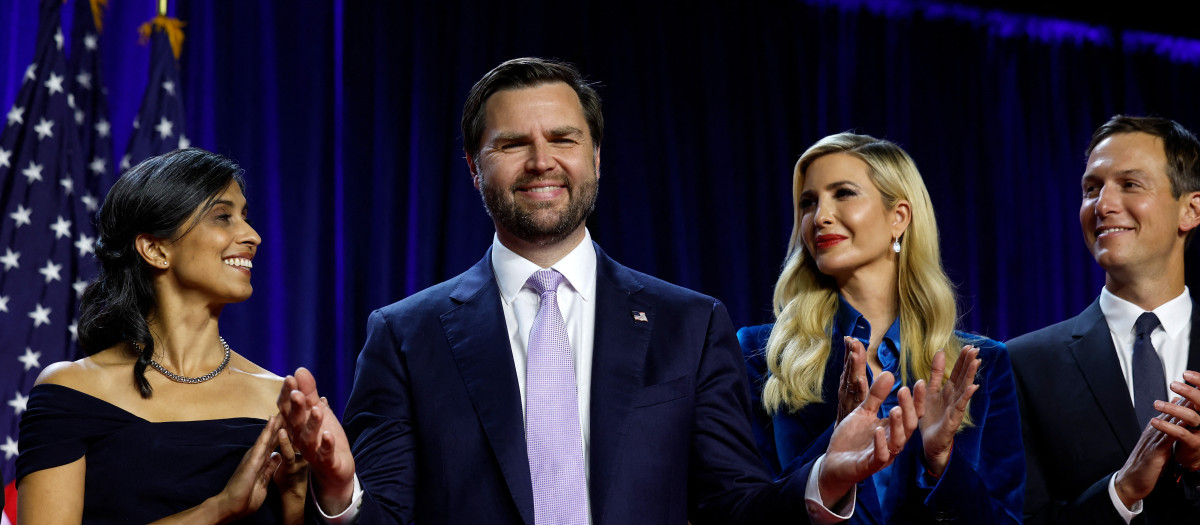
[740,133,1024,523]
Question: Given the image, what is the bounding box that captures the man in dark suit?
[1009,115,1200,524]
[275,58,926,524]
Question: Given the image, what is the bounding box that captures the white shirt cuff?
[1107,473,1141,524]
[805,454,855,524]
[313,473,364,524]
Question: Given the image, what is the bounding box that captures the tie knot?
[1134,312,1160,338]
[526,269,564,295]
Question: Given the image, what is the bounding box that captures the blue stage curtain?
[3,0,1199,411]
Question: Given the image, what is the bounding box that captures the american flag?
[0,0,99,520]
[70,0,115,198]
[122,14,187,171]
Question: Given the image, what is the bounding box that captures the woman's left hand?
[273,425,308,525]
[918,345,981,477]
[273,425,308,499]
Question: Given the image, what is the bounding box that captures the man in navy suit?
[1009,116,1200,524]
[277,57,925,524]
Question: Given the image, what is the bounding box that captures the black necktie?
[1132,312,1168,428]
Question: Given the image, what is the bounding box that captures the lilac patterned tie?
[525,269,589,525]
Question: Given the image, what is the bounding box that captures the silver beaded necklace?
[147,337,232,384]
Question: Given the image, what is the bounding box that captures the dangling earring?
[892,237,901,253]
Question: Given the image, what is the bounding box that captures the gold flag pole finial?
[138,2,187,60]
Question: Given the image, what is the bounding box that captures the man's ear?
[466,151,482,190]
[593,146,601,179]
[1182,191,1200,234]
[134,233,170,269]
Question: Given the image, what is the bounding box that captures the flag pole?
[127,0,189,168]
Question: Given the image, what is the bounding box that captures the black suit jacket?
[338,244,815,524]
[1008,297,1200,524]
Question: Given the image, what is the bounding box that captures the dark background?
[3,0,1200,411]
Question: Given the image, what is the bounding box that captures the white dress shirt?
[1099,286,1193,522]
[491,229,597,482]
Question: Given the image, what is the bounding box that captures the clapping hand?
[918,345,981,477]
[147,416,294,524]
[837,336,870,424]
[819,371,926,507]
[277,367,357,514]
[1148,371,1200,471]
[211,415,285,521]
[1112,371,1200,508]
[273,424,309,505]
[1114,410,1179,508]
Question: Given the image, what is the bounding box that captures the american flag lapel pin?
[631,311,649,323]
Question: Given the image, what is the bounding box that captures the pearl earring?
[892,238,901,253]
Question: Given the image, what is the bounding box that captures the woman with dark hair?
[16,149,306,523]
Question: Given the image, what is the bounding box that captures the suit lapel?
[587,245,653,524]
[1067,299,1140,452]
[441,250,535,524]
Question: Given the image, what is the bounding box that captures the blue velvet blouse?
[739,299,1025,524]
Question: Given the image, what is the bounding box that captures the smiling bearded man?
[277,57,928,525]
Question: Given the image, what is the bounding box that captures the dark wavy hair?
[461,57,603,164]
[78,148,246,398]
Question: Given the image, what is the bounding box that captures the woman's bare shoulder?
[36,346,136,393]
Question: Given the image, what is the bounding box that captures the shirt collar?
[834,295,903,374]
[491,228,597,305]
[1100,286,1192,342]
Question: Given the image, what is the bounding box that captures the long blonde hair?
[762,133,965,421]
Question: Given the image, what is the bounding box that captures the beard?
[479,171,599,247]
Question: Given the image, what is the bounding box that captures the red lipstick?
[814,234,847,249]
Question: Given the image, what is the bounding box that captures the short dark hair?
[80,148,245,398]
[461,57,603,162]
[1086,115,1200,198]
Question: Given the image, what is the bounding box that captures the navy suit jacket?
[1008,297,1200,524]
[340,244,815,524]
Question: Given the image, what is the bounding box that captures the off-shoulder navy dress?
[17,383,283,523]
